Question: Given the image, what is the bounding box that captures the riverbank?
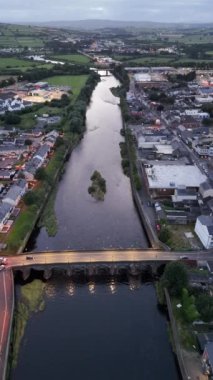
[4,72,100,254]
[112,67,162,250]
[8,280,46,374]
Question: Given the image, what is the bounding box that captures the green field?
[0,57,53,72]
[0,24,44,47]
[51,54,90,64]
[168,34,213,44]
[0,36,44,48]
[125,56,174,65]
[44,75,89,100]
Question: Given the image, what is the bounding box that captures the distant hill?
[34,19,213,30]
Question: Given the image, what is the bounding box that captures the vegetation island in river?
[88,171,106,201]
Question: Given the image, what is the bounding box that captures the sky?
[1,0,213,24]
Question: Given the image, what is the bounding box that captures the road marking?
[0,271,8,355]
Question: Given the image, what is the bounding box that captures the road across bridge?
[6,248,213,268]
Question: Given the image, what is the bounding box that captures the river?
[10,75,180,380]
[10,274,180,380]
[28,73,148,251]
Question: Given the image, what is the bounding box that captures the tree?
[35,167,47,181]
[181,288,199,323]
[23,191,38,206]
[159,227,171,244]
[196,294,213,322]
[5,113,21,125]
[160,262,188,297]
[25,139,33,147]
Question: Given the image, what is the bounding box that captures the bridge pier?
[109,264,119,276]
[44,268,52,280]
[22,268,31,281]
[128,263,140,276]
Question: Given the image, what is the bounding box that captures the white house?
[195,215,213,249]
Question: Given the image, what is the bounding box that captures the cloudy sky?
[1,0,213,23]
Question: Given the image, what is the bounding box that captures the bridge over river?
[1,248,213,379]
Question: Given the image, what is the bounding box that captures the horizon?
[0,0,213,24]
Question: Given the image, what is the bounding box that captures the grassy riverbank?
[10,280,45,369]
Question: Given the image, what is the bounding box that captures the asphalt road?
[0,269,13,380]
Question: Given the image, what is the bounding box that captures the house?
[0,202,12,230]
[172,188,197,203]
[34,144,50,162]
[0,170,13,180]
[195,215,213,249]
[24,157,42,181]
[44,130,59,147]
[199,181,213,199]
[15,179,28,195]
[145,164,206,198]
[2,185,24,207]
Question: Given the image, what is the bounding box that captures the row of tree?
[17,63,90,82]
[158,262,213,323]
[68,72,100,136]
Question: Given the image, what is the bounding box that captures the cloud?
[0,0,212,22]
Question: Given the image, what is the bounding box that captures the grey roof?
[176,188,197,196]
[0,170,12,178]
[3,185,22,202]
[200,181,212,192]
[25,157,41,175]
[0,202,11,222]
[34,144,50,159]
[16,179,27,189]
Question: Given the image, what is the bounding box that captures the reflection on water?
[27,74,148,252]
[11,274,180,380]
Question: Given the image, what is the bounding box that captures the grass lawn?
[165,224,201,251]
[51,54,90,64]
[44,75,89,101]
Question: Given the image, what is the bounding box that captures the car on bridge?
[26,255,34,260]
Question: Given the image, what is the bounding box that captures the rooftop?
[146,165,206,189]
